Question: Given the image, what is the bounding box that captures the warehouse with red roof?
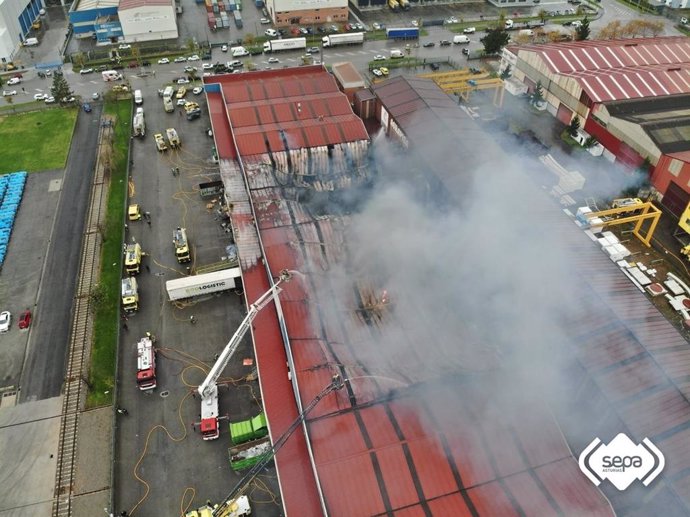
[202,65,690,516]
[502,36,690,217]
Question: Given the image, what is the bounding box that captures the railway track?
[52,118,113,517]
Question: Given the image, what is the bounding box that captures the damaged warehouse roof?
[206,70,690,515]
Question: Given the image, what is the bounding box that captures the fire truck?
[196,269,292,440]
[173,227,191,263]
[124,243,143,275]
[136,334,157,390]
[121,277,139,312]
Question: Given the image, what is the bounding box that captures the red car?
[18,309,32,329]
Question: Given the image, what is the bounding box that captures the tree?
[597,20,623,39]
[480,28,510,55]
[531,80,544,106]
[537,8,548,22]
[568,116,581,137]
[51,74,73,104]
[575,17,590,41]
[500,64,512,79]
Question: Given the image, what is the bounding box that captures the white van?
[102,70,123,81]
[264,28,278,37]
[518,29,534,37]
[453,35,470,44]
[23,37,39,46]
[134,89,143,105]
[231,46,249,57]
[390,49,404,58]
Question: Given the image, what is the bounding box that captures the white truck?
[133,108,145,138]
[162,86,174,113]
[165,268,242,301]
[102,70,123,81]
[231,46,249,57]
[136,335,157,391]
[166,127,180,148]
[322,32,365,47]
[263,37,306,53]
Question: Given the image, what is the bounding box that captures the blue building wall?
[94,20,123,42]
[69,6,118,34]
[18,0,43,37]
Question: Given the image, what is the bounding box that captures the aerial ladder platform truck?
[124,242,143,275]
[196,269,292,441]
[136,334,157,390]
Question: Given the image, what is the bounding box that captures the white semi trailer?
[165,268,241,301]
[322,32,365,47]
[263,37,306,53]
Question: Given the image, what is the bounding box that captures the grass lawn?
[87,98,131,408]
[0,108,78,174]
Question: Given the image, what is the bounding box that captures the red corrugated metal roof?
[513,36,690,102]
[204,67,368,158]
[207,91,235,159]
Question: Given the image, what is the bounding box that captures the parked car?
[463,27,476,34]
[444,16,458,24]
[423,41,435,48]
[2,90,17,96]
[176,98,187,106]
[18,309,31,329]
[118,43,131,49]
[142,60,151,66]
[184,66,198,72]
[411,20,419,27]
[0,311,10,332]
[34,93,48,100]
[174,56,187,63]
[202,62,214,70]
[372,68,383,77]
[372,22,382,30]
[79,68,94,75]
[299,27,309,34]
[92,92,100,100]
[430,63,440,71]
[158,57,170,64]
[177,78,190,84]
[307,46,320,54]
[44,96,56,103]
[260,17,271,24]
[379,67,389,76]
[265,28,278,37]
[268,57,280,63]
[462,47,470,55]
[439,40,451,46]
[193,86,203,95]
[187,54,200,61]
[374,54,386,61]
[354,22,364,30]
[83,103,92,112]
[7,77,21,85]
[221,44,228,52]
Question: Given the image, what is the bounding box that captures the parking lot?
[113,85,283,516]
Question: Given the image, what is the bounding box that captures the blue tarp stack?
[0,171,28,267]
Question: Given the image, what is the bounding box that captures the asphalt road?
[19,104,103,402]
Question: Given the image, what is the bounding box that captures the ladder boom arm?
[197,270,292,399]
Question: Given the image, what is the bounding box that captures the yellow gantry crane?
[584,201,661,247]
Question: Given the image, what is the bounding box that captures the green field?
[87,98,131,408]
[0,108,78,174]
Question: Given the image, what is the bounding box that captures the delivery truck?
[322,32,365,47]
[263,37,307,53]
[165,267,242,301]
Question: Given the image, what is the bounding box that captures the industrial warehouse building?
[0,0,44,61]
[201,65,690,515]
[68,0,176,42]
[502,36,690,216]
[265,0,347,27]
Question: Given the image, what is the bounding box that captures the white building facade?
[117,0,177,42]
[0,0,43,62]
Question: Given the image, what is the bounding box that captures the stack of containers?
[227,0,236,11]
[220,11,229,27]
[0,171,28,267]
[207,12,216,29]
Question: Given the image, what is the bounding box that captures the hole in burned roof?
[624,43,638,47]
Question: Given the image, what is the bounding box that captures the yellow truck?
[128,204,142,221]
[166,127,181,149]
[154,133,168,152]
[121,277,139,312]
[173,227,191,263]
[176,86,187,99]
[124,243,143,275]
